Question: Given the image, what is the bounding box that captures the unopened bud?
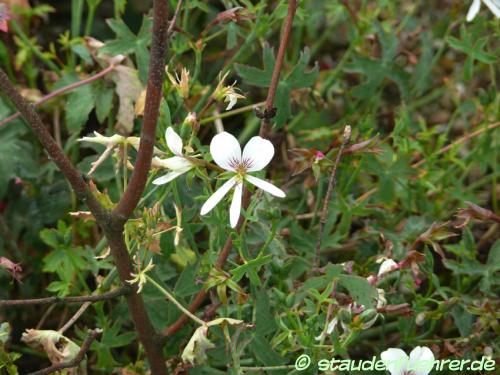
[343,125,352,141]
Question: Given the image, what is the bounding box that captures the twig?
[27,329,102,375]
[0,65,116,128]
[0,286,130,306]
[315,125,351,267]
[167,0,183,37]
[356,121,500,204]
[413,121,500,168]
[199,101,266,124]
[258,0,297,138]
[58,302,91,334]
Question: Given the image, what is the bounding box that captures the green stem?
[145,275,206,326]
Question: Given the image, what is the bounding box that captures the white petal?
[326,317,338,334]
[152,171,186,185]
[409,346,435,375]
[242,136,275,172]
[381,348,409,375]
[483,0,500,17]
[153,156,192,171]
[200,177,237,215]
[245,175,285,198]
[230,183,243,228]
[378,259,398,276]
[225,94,237,111]
[166,127,184,156]
[466,0,481,21]
[210,132,242,171]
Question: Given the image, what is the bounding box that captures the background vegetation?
[0,0,499,373]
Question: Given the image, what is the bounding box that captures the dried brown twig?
[315,125,351,267]
[27,329,102,375]
[0,286,130,306]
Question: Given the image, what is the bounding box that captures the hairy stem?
[315,126,351,266]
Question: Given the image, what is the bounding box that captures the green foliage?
[1,1,500,374]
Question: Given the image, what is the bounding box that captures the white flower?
[200,132,285,228]
[213,72,245,111]
[315,317,338,341]
[378,259,399,277]
[381,346,435,375]
[79,132,146,175]
[126,259,155,294]
[466,0,500,22]
[152,127,195,185]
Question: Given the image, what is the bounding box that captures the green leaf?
[101,16,153,82]
[65,83,94,133]
[231,254,272,282]
[338,274,377,307]
[95,85,114,124]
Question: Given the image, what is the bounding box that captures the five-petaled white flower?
[152,127,195,185]
[466,0,500,21]
[381,346,435,375]
[200,132,285,228]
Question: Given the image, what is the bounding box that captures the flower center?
[229,157,254,179]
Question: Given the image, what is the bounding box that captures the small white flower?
[200,132,285,228]
[381,346,435,375]
[213,72,245,111]
[152,127,195,185]
[466,0,500,22]
[315,317,338,341]
[79,132,148,175]
[378,259,399,277]
[126,259,155,294]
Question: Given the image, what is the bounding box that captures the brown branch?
[164,0,298,337]
[0,65,116,128]
[27,329,102,375]
[113,0,170,220]
[0,286,130,306]
[315,125,351,266]
[0,1,178,372]
[258,0,297,138]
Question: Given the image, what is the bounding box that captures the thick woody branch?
[0,286,130,306]
[27,329,102,375]
[113,0,170,220]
